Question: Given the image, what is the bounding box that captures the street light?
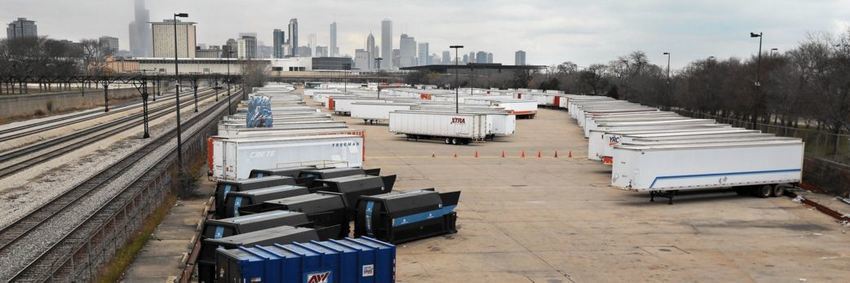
[173,12,188,170]
[662,52,671,82]
[374,58,383,99]
[750,32,763,87]
[770,48,778,56]
[450,45,463,113]
[225,48,234,115]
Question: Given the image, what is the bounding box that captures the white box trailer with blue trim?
[611,140,804,203]
[585,118,716,138]
[602,129,760,161]
[350,102,417,124]
[586,124,732,161]
[210,134,364,180]
[388,110,488,145]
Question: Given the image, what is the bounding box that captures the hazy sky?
[3,0,850,68]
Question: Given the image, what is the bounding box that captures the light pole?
[770,48,778,56]
[663,52,671,110]
[374,58,382,99]
[173,12,188,170]
[750,32,763,87]
[226,48,234,115]
[450,45,463,113]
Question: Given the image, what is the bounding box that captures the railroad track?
[0,87,186,142]
[0,89,241,282]
[0,88,220,179]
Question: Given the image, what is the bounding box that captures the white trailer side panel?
[611,141,803,191]
[388,111,487,139]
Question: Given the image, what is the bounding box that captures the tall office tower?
[462,54,468,64]
[392,49,400,68]
[237,33,257,59]
[128,0,151,56]
[442,50,451,64]
[487,52,493,63]
[273,29,286,58]
[515,50,526,65]
[98,36,120,54]
[417,42,429,65]
[330,22,338,57]
[316,46,328,57]
[399,34,417,68]
[469,52,475,63]
[151,19,197,58]
[380,19,392,69]
[354,49,369,70]
[6,17,37,39]
[366,33,377,70]
[225,39,238,57]
[476,51,488,63]
[308,33,317,50]
[288,18,299,56]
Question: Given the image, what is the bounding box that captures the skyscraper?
[487,52,494,63]
[476,51,488,64]
[151,19,196,58]
[399,34,417,68]
[366,33,377,71]
[6,18,37,39]
[417,42,429,66]
[128,0,151,57]
[392,49,400,68]
[288,18,299,56]
[99,36,120,54]
[442,50,451,64]
[330,22,338,57]
[515,50,526,65]
[380,19,392,69]
[273,29,285,58]
[237,33,257,59]
[355,49,369,70]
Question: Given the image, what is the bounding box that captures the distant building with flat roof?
[151,19,197,58]
[7,17,37,39]
[515,50,526,65]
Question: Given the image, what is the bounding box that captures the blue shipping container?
[215,237,396,283]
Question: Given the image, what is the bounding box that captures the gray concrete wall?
[0,88,139,120]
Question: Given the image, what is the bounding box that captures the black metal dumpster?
[312,174,397,208]
[355,189,461,244]
[240,192,350,239]
[219,185,310,218]
[214,176,295,214]
[248,165,317,178]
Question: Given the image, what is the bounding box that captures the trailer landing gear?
[650,190,677,205]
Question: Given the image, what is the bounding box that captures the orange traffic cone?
[537,151,542,158]
[453,153,457,158]
[568,151,572,158]
[554,150,559,158]
[521,150,526,158]
[501,150,506,158]
[432,153,436,158]
[474,151,479,158]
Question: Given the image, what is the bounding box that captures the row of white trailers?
[209,84,365,180]
[567,95,804,204]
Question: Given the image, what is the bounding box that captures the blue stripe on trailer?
[392,205,456,227]
[649,168,802,189]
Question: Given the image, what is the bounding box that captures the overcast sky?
[3,0,850,68]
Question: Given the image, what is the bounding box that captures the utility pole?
[450,45,463,113]
[173,12,189,170]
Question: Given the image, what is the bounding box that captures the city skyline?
[2,0,850,67]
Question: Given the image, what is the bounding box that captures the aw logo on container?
[451,117,466,124]
[305,271,332,283]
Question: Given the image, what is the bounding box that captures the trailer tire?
[451,138,458,145]
[756,185,773,198]
[771,185,785,197]
[445,138,451,144]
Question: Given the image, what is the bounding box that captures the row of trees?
[0,37,112,94]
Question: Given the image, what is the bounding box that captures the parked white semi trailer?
[611,140,804,204]
[388,110,488,145]
[209,134,364,180]
[350,102,417,124]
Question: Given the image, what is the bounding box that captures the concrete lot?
[341,107,850,283]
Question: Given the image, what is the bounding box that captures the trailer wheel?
[771,185,785,197]
[756,185,773,198]
[445,138,451,144]
[451,138,458,145]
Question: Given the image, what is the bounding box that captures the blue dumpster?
[215,237,396,283]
